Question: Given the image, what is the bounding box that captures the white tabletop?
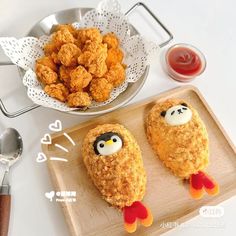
[0,0,235,235]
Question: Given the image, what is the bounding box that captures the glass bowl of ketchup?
[165,43,206,82]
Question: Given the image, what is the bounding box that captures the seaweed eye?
[97,140,105,150]
[171,111,175,115]
[111,135,121,144]
[161,111,166,117]
[181,103,188,107]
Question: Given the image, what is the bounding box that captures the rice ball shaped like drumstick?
[146,99,219,199]
[82,124,153,233]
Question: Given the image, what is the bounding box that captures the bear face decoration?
[146,99,219,199]
[160,103,192,126]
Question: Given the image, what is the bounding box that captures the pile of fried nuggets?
[35,24,126,108]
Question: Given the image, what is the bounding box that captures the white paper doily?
[0,0,159,112]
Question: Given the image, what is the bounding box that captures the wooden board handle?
[0,195,11,236]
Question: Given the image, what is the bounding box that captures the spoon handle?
[0,194,11,236]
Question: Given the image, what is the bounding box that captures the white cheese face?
[96,135,123,156]
[164,104,192,126]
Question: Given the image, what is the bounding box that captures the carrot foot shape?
[123,201,153,233]
[190,171,219,199]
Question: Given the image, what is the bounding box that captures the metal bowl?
[0,3,173,117]
[24,7,149,116]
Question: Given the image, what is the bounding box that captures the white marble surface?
[0,0,235,235]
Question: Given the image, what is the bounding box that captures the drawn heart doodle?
[41,134,51,144]
[49,120,62,132]
[36,152,47,163]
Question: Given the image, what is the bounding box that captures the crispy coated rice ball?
[82,124,146,209]
[44,83,69,102]
[146,99,209,179]
[67,91,91,107]
[89,78,113,102]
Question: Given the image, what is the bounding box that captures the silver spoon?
[0,128,23,236]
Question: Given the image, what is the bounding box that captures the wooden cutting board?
[42,85,236,236]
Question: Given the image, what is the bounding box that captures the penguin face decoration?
[93,132,123,156]
[161,103,192,126]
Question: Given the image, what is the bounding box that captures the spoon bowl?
[0,128,23,236]
[0,128,23,168]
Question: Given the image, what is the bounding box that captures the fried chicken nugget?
[57,43,81,66]
[35,64,58,85]
[70,66,92,92]
[50,52,60,64]
[106,48,124,68]
[44,83,69,102]
[54,24,77,37]
[67,91,92,107]
[52,28,75,49]
[36,56,57,72]
[103,32,119,49]
[89,78,113,102]
[44,42,58,56]
[105,63,125,87]
[78,41,108,77]
[77,27,103,45]
[59,65,75,86]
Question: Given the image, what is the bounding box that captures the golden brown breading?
[44,83,69,102]
[35,64,58,85]
[59,65,75,86]
[89,61,107,78]
[57,43,81,66]
[70,66,92,92]
[67,91,91,107]
[103,32,119,49]
[82,124,146,209]
[36,26,127,106]
[89,78,113,102]
[54,24,77,37]
[50,52,61,64]
[44,42,58,56]
[106,48,124,68]
[74,39,83,50]
[105,63,125,87]
[146,99,209,179]
[77,27,103,45]
[78,41,108,77]
[36,56,57,72]
[52,28,75,49]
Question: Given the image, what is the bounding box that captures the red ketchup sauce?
[167,47,202,76]
[165,44,206,82]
